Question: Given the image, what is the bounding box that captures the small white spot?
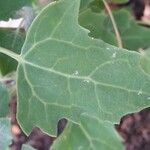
[73,70,79,76]
[138,90,142,95]
[106,47,110,50]
[112,52,117,58]
[91,37,94,40]
[84,79,90,83]
[147,97,150,100]
[10,80,16,86]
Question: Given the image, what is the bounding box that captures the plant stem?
[102,0,123,48]
[0,46,21,62]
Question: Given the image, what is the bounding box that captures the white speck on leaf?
[112,52,117,58]
[84,79,90,83]
[138,90,142,95]
[10,80,16,86]
[73,70,79,76]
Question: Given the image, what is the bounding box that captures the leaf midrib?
[19,59,150,97]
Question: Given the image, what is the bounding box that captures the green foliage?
[51,114,123,150]
[0,84,11,149]
[140,49,150,76]
[79,9,150,50]
[80,0,93,10]
[0,0,33,20]
[88,0,104,13]
[15,0,150,146]
[0,29,25,75]
[109,0,129,4]
[0,83,9,117]
[0,0,150,149]
[0,118,11,150]
[79,9,116,45]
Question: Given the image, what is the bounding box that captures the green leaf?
[22,144,36,150]
[88,0,104,13]
[140,49,150,76]
[51,114,123,150]
[80,0,93,11]
[16,0,150,137]
[0,84,11,149]
[109,0,129,4]
[107,10,150,50]
[0,29,25,75]
[0,118,12,150]
[0,0,32,20]
[79,9,116,45]
[79,9,150,50]
[0,83,9,117]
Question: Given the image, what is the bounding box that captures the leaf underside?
[16,0,150,148]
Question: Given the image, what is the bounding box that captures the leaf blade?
[51,114,123,150]
[0,83,9,117]
[17,0,150,137]
[0,118,12,150]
